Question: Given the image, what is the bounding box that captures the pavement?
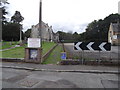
[0,46,17,51]
[1,62,119,74]
[1,62,120,88]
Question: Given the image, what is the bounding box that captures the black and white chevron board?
[74,42,111,51]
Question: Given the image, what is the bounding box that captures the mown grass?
[0,41,19,49]
[1,46,25,58]
[42,42,56,55]
[0,41,56,58]
[42,45,63,64]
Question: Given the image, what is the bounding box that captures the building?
[108,22,120,45]
[31,21,59,42]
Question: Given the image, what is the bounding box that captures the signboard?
[113,35,117,39]
[25,48,42,64]
[29,49,38,60]
[28,38,41,48]
[61,52,66,60]
[74,42,111,51]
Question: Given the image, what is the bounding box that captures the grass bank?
[0,41,19,50]
[1,46,25,58]
[42,42,56,55]
[42,44,63,64]
[0,42,56,58]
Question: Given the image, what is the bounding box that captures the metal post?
[109,51,111,60]
[98,29,101,64]
[39,0,42,48]
[98,50,101,64]
[82,50,84,64]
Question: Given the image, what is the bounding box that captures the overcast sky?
[6,0,119,33]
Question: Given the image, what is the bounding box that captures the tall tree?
[0,0,9,25]
[24,29,31,38]
[2,23,24,41]
[11,11,24,24]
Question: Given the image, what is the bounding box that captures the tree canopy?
[57,13,120,43]
[2,10,25,41]
[84,13,120,42]
[0,0,9,25]
[11,11,24,24]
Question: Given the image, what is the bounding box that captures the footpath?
[0,46,16,51]
[1,61,119,74]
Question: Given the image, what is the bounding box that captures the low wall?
[59,59,119,66]
[0,58,24,62]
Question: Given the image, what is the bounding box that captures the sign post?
[74,42,111,64]
[61,52,67,60]
[24,0,43,64]
[24,38,42,64]
[74,42,111,51]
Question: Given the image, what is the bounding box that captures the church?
[31,21,59,42]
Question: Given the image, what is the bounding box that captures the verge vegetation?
[0,41,56,58]
[42,44,63,64]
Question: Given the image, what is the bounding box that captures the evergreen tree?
[11,11,24,24]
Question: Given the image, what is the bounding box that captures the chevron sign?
[74,42,111,51]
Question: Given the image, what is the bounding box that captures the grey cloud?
[52,22,88,34]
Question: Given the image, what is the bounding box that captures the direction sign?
[61,52,67,60]
[74,42,111,51]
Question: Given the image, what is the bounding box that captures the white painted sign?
[28,38,41,48]
[74,42,111,51]
[113,35,117,39]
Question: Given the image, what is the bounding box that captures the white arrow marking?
[99,42,106,51]
[75,42,82,51]
[87,42,94,51]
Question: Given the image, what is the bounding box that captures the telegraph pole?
[39,0,42,48]
[0,8,2,41]
[19,24,22,43]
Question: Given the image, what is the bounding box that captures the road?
[1,43,119,89]
[1,67,119,88]
[64,43,119,60]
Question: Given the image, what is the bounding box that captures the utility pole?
[19,24,22,43]
[0,8,2,41]
[98,29,101,64]
[39,0,42,47]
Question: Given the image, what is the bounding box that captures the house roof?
[111,22,120,33]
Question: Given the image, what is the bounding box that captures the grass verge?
[1,46,25,58]
[0,42,56,58]
[42,42,56,55]
[42,45,63,64]
[0,41,19,49]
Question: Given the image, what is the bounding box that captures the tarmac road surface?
[1,62,119,88]
[1,67,119,88]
